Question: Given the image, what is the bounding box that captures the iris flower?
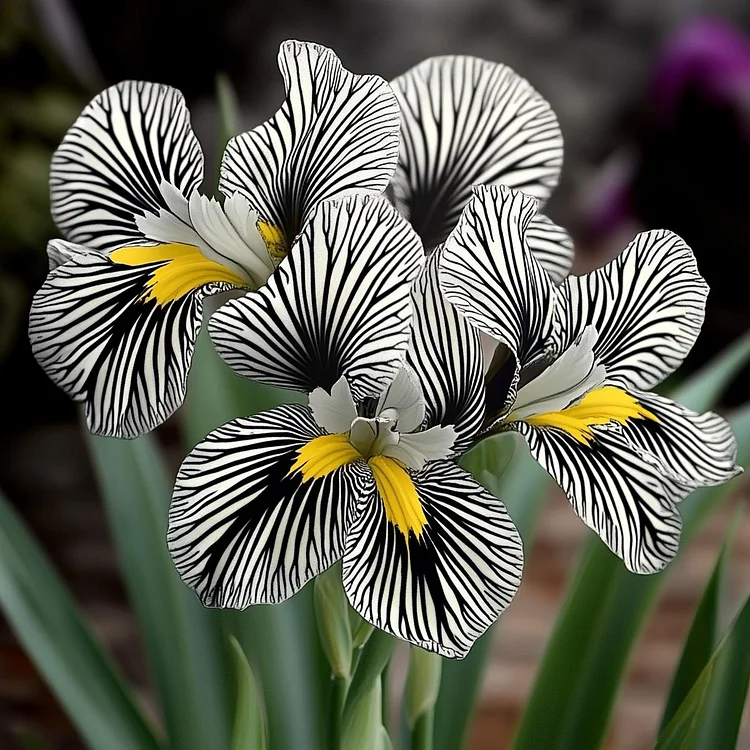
[439,184,740,574]
[390,54,573,284]
[167,194,524,658]
[29,41,400,438]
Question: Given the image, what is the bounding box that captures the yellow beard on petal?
[289,433,363,481]
[257,221,288,265]
[368,455,427,541]
[522,386,660,445]
[289,434,428,541]
[110,243,248,306]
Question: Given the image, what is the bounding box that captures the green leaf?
[345,629,396,724]
[183,329,303,443]
[314,562,353,679]
[656,587,750,750]
[183,331,324,750]
[216,73,241,163]
[511,402,750,750]
[673,328,750,413]
[405,648,442,728]
[229,636,267,750]
[433,435,549,750]
[342,676,383,750]
[86,429,232,750]
[660,510,740,731]
[0,487,161,750]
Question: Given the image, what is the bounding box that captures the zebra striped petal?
[50,81,204,251]
[511,419,687,573]
[613,391,740,488]
[46,238,94,271]
[553,230,708,391]
[220,40,400,251]
[440,185,556,404]
[526,214,574,286]
[168,404,369,607]
[29,243,233,438]
[209,195,424,400]
[342,460,523,658]
[407,250,485,455]
[391,55,563,249]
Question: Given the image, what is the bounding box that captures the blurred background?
[2,0,750,746]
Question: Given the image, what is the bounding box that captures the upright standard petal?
[29,242,246,438]
[553,230,708,391]
[342,461,523,658]
[526,214,574,286]
[512,420,686,573]
[168,404,370,608]
[220,40,400,252]
[391,55,563,248]
[50,82,204,250]
[209,195,424,399]
[440,185,556,401]
[407,251,485,454]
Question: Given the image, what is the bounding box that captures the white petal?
[510,326,606,420]
[220,41,400,245]
[51,81,203,250]
[382,425,458,470]
[440,184,556,406]
[391,55,563,248]
[168,404,368,607]
[553,230,708,391]
[407,250,486,453]
[343,460,523,658]
[29,249,220,438]
[209,195,423,399]
[376,364,425,433]
[309,375,358,434]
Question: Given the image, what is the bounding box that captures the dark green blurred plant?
[0,0,88,360]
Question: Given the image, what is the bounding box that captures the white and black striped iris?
[167,194,525,659]
[29,40,401,439]
[440,184,740,575]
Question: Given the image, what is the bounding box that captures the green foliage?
[660,512,739,731]
[432,433,549,750]
[656,589,750,750]
[0,488,161,750]
[511,333,750,750]
[86,430,232,750]
[229,637,267,750]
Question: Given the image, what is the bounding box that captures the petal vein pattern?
[342,461,523,658]
[407,251,485,453]
[553,229,708,390]
[209,195,424,399]
[168,404,370,607]
[440,184,555,403]
[391,55,563,248]
[50,81,204,250]
[29,245,228,438]
[220,40,400,248]
[512,420,685,573]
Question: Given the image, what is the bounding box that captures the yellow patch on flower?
[289,435,428,541]
[522,386,659,445]
[289,433,362,482]
[368,455,427,541]
[110,243,247,306]
[257,221,287,265]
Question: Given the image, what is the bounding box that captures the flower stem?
[411,707,434,750]
[329,675,349,749]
